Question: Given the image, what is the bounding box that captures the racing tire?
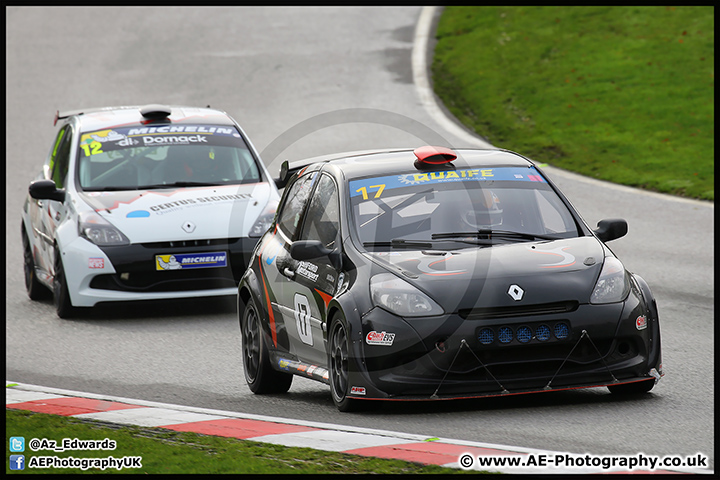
[22,225,50,300]
[53,247,78,319]
[328,315,370,412]
[241,297,292,394]
[608,379,655,395]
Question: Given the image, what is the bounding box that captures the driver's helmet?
[185,148,215,173]
[462,189,503,229]
[169,146,220,180]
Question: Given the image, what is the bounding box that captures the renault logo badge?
[508,284,524,301]
[182,221,196,233]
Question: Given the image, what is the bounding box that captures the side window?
[299,174,340,249]
[276,172,317,239]
[49,125,73,189]
[534,189,577,235]
[237,149,260,183]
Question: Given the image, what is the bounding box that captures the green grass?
[6,409,469,474]
[432,6,714,201]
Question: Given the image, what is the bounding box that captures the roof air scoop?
[139,104,172,119]
[413,146,457,168]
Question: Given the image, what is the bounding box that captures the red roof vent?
[413,146,457,166]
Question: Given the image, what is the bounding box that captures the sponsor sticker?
[88,258,104,269]
[78,125,247,160]
[366,331,396,346]
[126,210,150,218]
[312,367,329,381]
[636,315,647,330]
[350,386,366,396]
[296,261,319,282]
[349,166,547,199]
[155,252,227,271]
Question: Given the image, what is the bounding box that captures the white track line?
[6,381,712,474]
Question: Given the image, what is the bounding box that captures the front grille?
[429,338,615,377]
[516,326,533,343]
[459,300,578,320]
[554,322,570,340]
[498,326,513,344]
[377,338,621,396]
[536,324,551,341]
[475,321,571,347]
[478,328,494,345]
[90,269,236,292]
[141,238,240,249]
[94,237,255,294]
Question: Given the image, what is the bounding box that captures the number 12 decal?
[294,293,313,346]
[79,141,104,157]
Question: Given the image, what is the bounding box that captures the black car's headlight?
[590,256,631,304]
[370,273,444,317]
[78,211,130,246]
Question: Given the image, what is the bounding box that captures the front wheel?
[240,296,292,394]
[328,315,369,412]
[22,225,50,300]
[53,248,78,319]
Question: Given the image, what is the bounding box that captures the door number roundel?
[294,293,313,346]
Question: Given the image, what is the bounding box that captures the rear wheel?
[608,379,655,395]
[22,225,50,300]
[328,315,369,412]
[241,297,292,394]
[53,247,78,319]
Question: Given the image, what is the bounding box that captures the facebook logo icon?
[10,455,25,470]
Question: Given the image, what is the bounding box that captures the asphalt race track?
[5,6,714,469]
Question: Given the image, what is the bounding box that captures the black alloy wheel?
[241,297,292,394]
[22,225,50,300]
[329,315,368,412]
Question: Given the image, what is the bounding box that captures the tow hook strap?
[545,329,618,390]
[431,339,508,399]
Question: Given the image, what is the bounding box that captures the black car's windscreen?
[76,124,261,190]
[349,166,579,247]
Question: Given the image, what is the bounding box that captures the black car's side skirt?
[272,354,331,385]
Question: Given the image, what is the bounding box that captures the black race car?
[237,146,662,411]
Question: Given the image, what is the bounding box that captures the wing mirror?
[290,240,343,270]
[29,179,66,203]
[594,218,628,242]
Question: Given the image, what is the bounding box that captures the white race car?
[21,104,280,318]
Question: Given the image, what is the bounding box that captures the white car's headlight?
[590,256,631,304]
[78,211,130,246]
[370,273,444,317]
[249,201,278,238]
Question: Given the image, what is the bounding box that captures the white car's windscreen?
[77,125,261,190]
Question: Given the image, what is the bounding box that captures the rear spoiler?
[53,106,122,126]
[54,109,87,126]
[273,148,409,189]
[53,105,171,126]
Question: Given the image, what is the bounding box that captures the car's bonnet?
[79,183,273,242]
[364,236,606,312]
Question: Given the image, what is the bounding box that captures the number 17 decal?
[294,293,313,346]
